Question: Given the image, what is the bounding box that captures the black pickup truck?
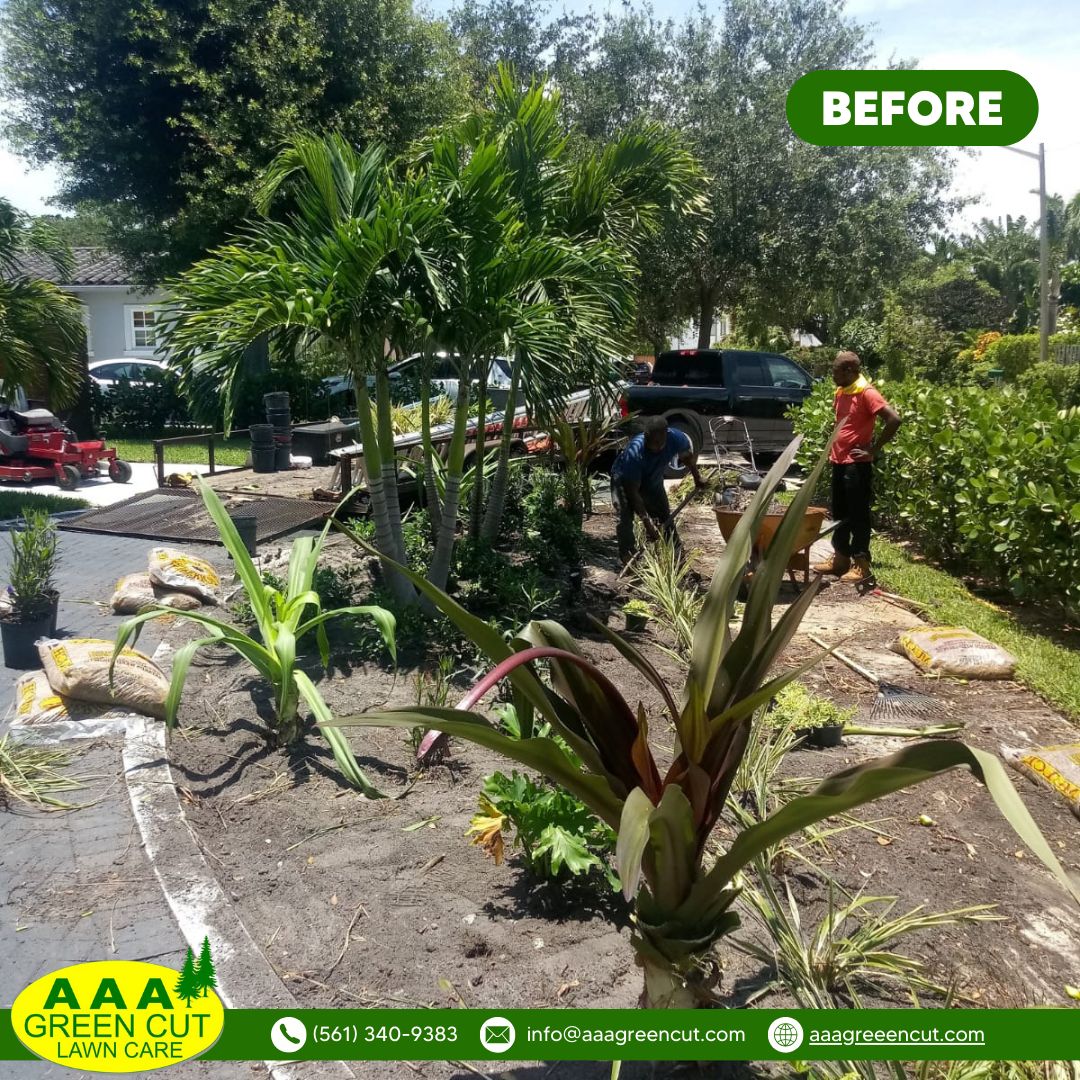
[620,348,816,469]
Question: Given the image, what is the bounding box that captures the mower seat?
[0,429,29,454]
[12,408,60,429]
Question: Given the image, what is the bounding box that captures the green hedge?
[1018,361,1080,408]
[981,333,1039,378]
[791,379,1080,615]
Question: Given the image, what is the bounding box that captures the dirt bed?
[158,499,1079,1078]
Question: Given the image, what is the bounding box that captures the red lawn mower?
[0,406,132,491]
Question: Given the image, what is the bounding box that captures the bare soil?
[160,500,1080,1078]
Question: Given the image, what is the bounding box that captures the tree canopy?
[1,0,467,282]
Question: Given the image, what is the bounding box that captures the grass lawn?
[111,436,250,467]
[0,491,90,519]
[871,536,1080,724]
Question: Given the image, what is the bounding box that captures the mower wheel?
[56,464,81,491]
[109,458,133,484]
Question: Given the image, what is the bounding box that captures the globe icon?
[773,1022,800,1048]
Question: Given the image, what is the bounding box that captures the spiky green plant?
[326,437,1080,1005]
[113,482,395,795]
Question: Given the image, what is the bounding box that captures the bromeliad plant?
[114,482,396,796]
[327,437,1080,1006]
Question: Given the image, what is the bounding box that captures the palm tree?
[966,216,1039,332]
[163,136,444,604]
[0,199,87,406]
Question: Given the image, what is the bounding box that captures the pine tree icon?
[194,936,217,998]
[175,948,199,1008]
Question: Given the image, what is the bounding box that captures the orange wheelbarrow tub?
[714,505,828,585]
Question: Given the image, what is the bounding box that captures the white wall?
[72,287,169,360]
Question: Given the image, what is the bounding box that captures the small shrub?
[6,509,58,620]
[1018,361,1080,408]
[523,469,583,571]
[772,683,856,731]
[982,333,1039,379]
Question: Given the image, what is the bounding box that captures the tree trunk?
[1050,264,1061,337]
[419,358,441,533]
[480,361,522,542]
[468,361,488,540]
[427,357,475,593]
[373,364,409,568]
[353,366,414,605]
[697,290,716,350]
[638,957,700,1009]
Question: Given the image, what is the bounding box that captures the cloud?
[0,144,62,215]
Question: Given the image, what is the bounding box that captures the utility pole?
[1003,142,1049,364]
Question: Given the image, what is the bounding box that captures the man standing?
[611,416,703,564]
[812,352,901,585]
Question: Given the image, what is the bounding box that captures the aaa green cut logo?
[11,942,224,1072]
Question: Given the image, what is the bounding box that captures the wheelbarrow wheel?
[109,458,133,484]
[56,464,81,491]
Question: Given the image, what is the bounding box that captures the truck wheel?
[664,419,699,480]
[109,458,133,483]
[56,464,81,491]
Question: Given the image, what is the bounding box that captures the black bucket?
[252,446,277,473]
[274,443,292,470]
[228,511,258,556]
[1,593,59,669]
[249,423,274,447]
[263,392,291,412]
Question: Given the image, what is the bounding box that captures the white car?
[88,358,171,390]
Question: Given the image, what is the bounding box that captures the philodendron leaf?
[691,741,1080,914]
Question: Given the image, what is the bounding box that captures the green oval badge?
[787,70,1038,146]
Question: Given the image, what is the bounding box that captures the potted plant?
[623,599,653,633]
[1,509,60,669]
[776,682,855,749]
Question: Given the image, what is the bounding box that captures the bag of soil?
[147,548,221,605]
[1005,743,1080,819]
[38,637,170,719]
[893,626,1016,680]
[110,572,202,614]
[11,671,137,742]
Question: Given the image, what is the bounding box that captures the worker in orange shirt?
[812,352,902,585]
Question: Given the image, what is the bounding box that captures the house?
[15,247,168,364]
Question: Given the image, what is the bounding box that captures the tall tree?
[1,0,466,282]
[0,198,86,405]
[174,949,199,1008]
[194,936,217,998]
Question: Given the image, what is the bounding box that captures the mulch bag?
[11,671,137,742]
[110,572,202,614]
[1006,743,1080,819]
[147,548,220,605]
[38,637,170,720]
[893,626,1016,680]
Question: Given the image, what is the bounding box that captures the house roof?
[12,246,131,287]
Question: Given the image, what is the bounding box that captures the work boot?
[839,557,874,585]
[811,552,851,576]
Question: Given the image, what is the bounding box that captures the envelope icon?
[487,1026,511,1043]
[481,1017,516,1051]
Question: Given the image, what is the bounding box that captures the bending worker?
[611,415,703,565]
[813,351,902,585]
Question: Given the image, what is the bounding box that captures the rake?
[808,634,951,724]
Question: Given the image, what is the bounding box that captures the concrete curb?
[122,715,355,1080]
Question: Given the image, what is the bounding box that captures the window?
[124,305,160,353]
[764,356,812,390]
[93,363,135,381]
[652,351,724,386]
[732,352,769,386]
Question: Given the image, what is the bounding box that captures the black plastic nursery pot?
[625,612,650,632]
[1,592,59,669]
[798,723,845,748]
[252,446,277,473]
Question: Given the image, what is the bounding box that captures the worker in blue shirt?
[611,416,703,564]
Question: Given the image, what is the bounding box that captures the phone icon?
[270,1016,307,1053]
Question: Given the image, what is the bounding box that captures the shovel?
[808,634,951,724]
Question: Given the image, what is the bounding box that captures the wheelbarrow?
[714,502,828,587]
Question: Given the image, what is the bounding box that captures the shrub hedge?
[791,379,1080,614]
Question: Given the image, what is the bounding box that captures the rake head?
[871,681,951,723]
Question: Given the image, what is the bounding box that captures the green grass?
[871,537,1080,723]
[111,437,250,467]
[0,491,90,519]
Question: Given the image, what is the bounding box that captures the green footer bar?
[3,1008,1078,1063]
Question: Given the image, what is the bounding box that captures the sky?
[2,0,1078,232]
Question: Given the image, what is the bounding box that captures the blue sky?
[3,0,1078,230]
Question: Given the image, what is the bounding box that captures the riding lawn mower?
[0,406,131,491]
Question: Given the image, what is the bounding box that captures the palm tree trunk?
[480,361,521,542]
[353,366,414,605]
[428,357,474,593]
[697,289,716,350]
[468,361,488,540]
[419,359,441,531]
[374,363,409,568]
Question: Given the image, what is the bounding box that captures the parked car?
[88,357,171,390]
[620,347,815,476]
[322,354,515,407]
